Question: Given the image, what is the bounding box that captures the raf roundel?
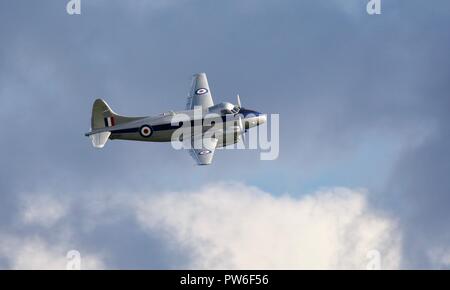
[140,125,153,138]
[195,88,209,95]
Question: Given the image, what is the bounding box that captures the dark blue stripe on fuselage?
[110,111,260,135]
[111,127,140,134]
[111,118,225,135]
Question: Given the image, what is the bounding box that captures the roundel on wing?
[195,88,209,95]
[140,125,153,137]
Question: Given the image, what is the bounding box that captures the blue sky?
[0,0,449,269]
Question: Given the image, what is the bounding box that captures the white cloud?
[134,183,401,269]
[20,194,68,227]
[0,195,105,270]
[5,183,401,269]
[0,235,104,270]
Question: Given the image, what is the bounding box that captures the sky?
[0,0,449,269]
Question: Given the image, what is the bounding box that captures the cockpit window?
[219,105,240,115]
[230,106,240,114]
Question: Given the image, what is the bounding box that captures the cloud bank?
[0,184,401,269]
[0,235,104,270]
[134,184,401,269]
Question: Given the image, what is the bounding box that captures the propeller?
[236,94,246,143]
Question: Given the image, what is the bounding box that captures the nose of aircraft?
[257,114,267,125]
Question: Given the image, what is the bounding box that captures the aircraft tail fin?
[89,99,145,148]
[91,99,144,130]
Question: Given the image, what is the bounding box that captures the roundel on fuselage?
[140,125,153,137]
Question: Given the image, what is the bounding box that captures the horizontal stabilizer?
[90,131,111,148]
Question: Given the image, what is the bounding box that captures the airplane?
[85,73,267,165]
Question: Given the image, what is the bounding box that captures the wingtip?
[193,72,206,77]
[197,163,212,166]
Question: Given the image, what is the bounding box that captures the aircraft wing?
[188,135,218,165]
[186,73,214,110]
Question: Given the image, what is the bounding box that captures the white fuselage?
[108,107,266,147]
